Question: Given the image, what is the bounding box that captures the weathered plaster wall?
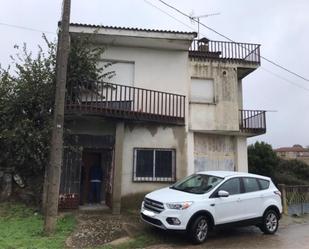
[187,131,195,175]
[238,79,243,109]
[194,133,236,172]
[101,46,189,96]
[189,60,239,132]
[235,136,248,172]
[120,124,187,196]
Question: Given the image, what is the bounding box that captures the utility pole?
[44,0,71,235]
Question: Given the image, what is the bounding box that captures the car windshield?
[170,174,224,194]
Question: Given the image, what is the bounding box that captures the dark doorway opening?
[80,149,112,205]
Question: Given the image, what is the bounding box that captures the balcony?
[239,110,266,136]
[65,81,186,125]
[189,39,261,65]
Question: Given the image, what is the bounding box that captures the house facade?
[59,23,266,213]
[275,145,309,164]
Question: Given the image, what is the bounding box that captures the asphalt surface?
[146,221,309,249]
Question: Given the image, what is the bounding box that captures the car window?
[218,178,241,195]
[258,179,270,190]
[243,177,260,193]
[171,174,223,194]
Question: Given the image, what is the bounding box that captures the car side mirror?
[218,190,229,197]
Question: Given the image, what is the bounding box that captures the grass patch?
[0,202,76,249]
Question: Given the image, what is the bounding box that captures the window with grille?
[133,148,176,182]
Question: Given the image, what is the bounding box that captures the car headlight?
[166,201,193,210]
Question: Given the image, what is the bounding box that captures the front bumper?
[140,203,190,230]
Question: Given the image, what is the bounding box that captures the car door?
[239,177,262,219]
[212,177,244,225]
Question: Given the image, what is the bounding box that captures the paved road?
[146,222,309,249]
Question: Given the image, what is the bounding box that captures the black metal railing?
[189,39,261,64]
[239,109,266,134]
[65,81,186,125]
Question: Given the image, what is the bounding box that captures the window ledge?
[133,178,176,183]
[189,100,217,105]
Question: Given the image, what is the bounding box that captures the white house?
[59,23,266,213]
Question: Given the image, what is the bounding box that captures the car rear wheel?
[188,216,209,244]
[260,210,279,234]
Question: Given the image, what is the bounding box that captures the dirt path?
[66,211,144,249]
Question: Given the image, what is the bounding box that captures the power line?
[0,22,56,34]
[157,0,309,83]
[260,67,309,92]
[145,0,309,92]
[2,3,308,92]
[144,0,195,31]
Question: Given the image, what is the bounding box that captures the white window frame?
[133,148,176,182]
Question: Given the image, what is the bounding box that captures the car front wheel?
[188,216,209,244]
[260,210,279,234]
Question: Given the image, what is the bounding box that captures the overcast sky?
[1,0,308,148]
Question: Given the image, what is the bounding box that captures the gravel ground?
[66,211,143,249]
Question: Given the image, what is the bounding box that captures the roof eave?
[68,23,197,41]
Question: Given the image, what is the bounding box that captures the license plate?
[143,209,155,217]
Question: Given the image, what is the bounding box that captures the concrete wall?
[193,133,236,172]
[101,46,189,96]
[189,60,239,132]
[187,60,249,174]
[120,123,187,197]
[235,136,248,172]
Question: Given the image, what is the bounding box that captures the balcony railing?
[239,110,266,135]
[189,39,261,64]
[65,81,186,125]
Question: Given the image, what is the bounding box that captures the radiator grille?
[144,198,164,213]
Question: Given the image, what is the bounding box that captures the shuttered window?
[190,78,215,103]
[133,148,176,182]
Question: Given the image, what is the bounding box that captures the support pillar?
[235,136,248,172]
[112,122,124,214]
[187,131,195,175]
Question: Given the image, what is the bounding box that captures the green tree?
[248,141,279,179]
[275,159,309,185]
[0,39,56,177]
[248,141,309,185]
[0,34,107,183]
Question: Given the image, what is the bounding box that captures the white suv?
[141,171,282,244]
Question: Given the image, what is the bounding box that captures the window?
[243,177,260,193]
[133,148,176,182]
[190,78,215,103]
[258,179,270,190]
[98,60,135,86]
[218,178,241,195]
[171,174,223,194]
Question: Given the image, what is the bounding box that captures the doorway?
[80,149,112,205]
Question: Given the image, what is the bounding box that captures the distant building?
[274,145,309,164]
